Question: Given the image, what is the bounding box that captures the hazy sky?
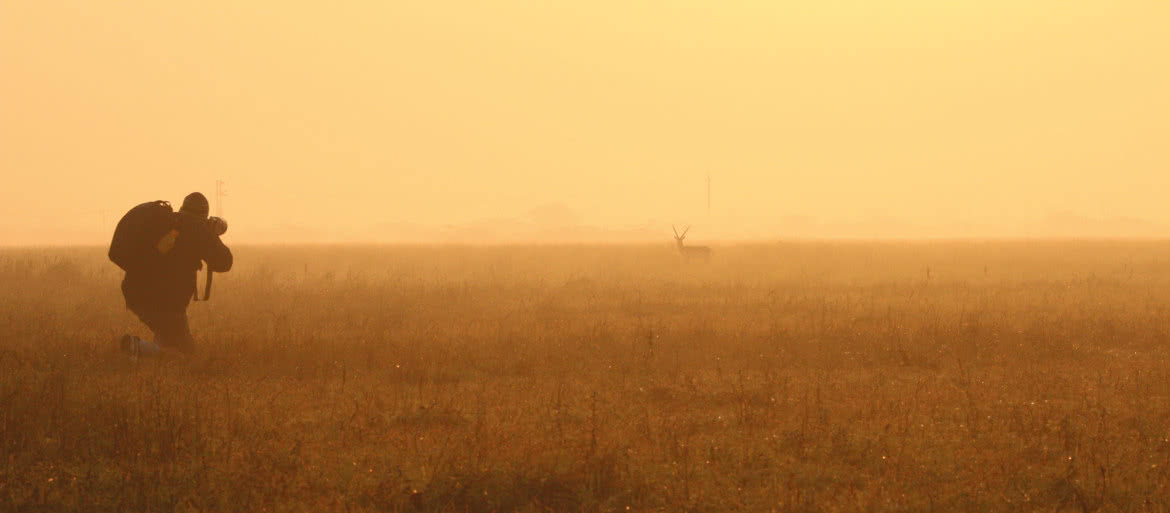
[2,1,1168,243]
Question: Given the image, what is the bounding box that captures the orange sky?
[2,1,1167,244]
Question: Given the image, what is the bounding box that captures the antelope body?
[673,225,711,262]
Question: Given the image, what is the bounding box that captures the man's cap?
[180,192,210,219]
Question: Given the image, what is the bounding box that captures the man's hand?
[208,216,228,236]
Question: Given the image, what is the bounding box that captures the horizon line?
[6,235,1170,249]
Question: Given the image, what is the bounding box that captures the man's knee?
[155,311,194,352]
[130,307,194,352]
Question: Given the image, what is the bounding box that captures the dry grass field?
[4,242,1170,512]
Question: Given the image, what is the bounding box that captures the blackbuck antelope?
[673,225,712,261]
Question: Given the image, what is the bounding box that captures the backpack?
[108,200,177,273]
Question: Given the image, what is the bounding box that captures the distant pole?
[215,180,227,218]
[706,172,711,217]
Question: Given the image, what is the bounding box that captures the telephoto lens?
[208,216,228,236]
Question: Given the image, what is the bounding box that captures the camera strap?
[192,270,214,301]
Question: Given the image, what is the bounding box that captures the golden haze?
[2,1,1167,244]
[7,242,1170,509]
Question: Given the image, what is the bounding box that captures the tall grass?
[3,242,1170,511]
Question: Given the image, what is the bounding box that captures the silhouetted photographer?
[109,192,232,356]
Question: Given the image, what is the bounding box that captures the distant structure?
[673,225,712,262]
[706,172,711,217]
[526,202,580,228]
[215,180,227,218]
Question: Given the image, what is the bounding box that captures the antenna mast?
[706,172,711,217]
[215,180,227,218]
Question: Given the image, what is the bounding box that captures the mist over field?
[6,242,1170,511]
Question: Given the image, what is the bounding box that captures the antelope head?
[672,225,690,249]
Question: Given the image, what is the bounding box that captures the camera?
[208,216,228,236]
